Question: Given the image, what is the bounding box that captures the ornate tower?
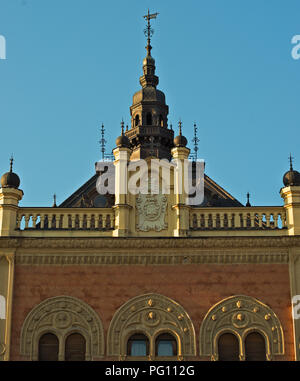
[125,10,174,160]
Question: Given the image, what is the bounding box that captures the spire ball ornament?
[283,154,300,187]
[1,155,21,189]
[115,120,130,149]
[174,120,188,147]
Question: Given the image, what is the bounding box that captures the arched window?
[218,333,239,361]
[38,333,59,361]
[155,333,177,356]
[245,332,266,361]
[65,333,86,361]
[127,333,149,356]
[159,114,163,127]
[135,114,140,127]
[146,112,152,125]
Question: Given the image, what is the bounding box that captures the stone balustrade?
[16,208,115,231]
[189,206,286,230]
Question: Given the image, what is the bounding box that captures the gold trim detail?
[107,293,196,358]
[20,295,105,360]
[199,295,284,361]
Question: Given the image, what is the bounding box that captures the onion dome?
[115,120,130,148]
[283,154,300,187]
[0,156,20,189]
[174,121,188,147]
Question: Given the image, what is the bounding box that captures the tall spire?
[127,11,174,160]
[140,10,159,88]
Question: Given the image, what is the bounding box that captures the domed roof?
[0,158,20,189]
[283,155,300,187]
[283,169,300,186]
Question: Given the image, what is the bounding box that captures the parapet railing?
[189,206,286,230]
[16,208,115,231]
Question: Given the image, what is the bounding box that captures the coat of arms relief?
[136,193,168,232]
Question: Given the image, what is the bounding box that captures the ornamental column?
[171,122,190,237]
[280,157,300,360]
[0,158,23,237]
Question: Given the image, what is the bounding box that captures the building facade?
[1,17,300,361]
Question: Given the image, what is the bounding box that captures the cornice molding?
[0,236,298,250]
[0,236,295,265]
[15,252,288,266]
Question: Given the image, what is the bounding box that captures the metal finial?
[9,154,14,172]
[246,192,251,207]
[143,9,159,55]
[178,120,182,136]
[99,123,106,160]
[52,194,57,208]
[289,153,294,171]
[121,119,124,135]
[170,123,173,130]
[192,122,200,160]
[126,124,129,132]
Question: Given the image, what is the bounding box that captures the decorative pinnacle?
[121,119,125,135]
[99,123,106,160]
[289,153,294,171]
[52,194,57,208]
[143,9,159,56]
[192,122,200,160]
[246,192,251,207]
[9,154,14,172]
[178,120,182,135]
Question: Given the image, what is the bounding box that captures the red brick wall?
[10,263,294,360]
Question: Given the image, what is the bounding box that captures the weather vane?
[143,9,159,52]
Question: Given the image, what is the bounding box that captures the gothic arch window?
[38,333,59,361]
[245,331,266,361]
[65,333,86,361]
[217,332,239,361]
[20,296,105,361]
[146,112,152,125]
[135,114,140,127]
[127,333,150,357]
[199,295,284,361]
[107,293,196,360]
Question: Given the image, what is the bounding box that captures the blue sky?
[0,0,299,206]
